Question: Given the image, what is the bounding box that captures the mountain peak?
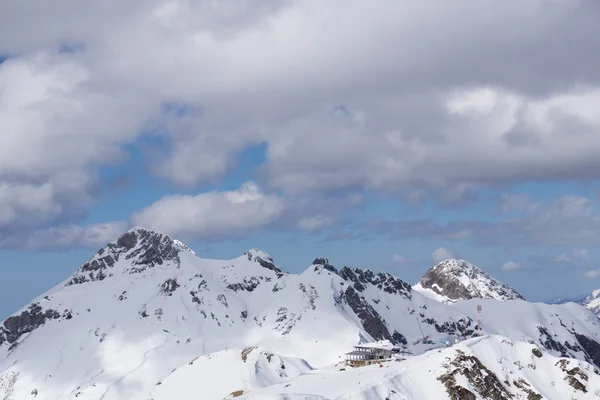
[66,227,185,286]
[243,248,282,273]
[414,258,524,302]
[310,257,338,273]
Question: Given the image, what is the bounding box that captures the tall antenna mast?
[477,304,483,336]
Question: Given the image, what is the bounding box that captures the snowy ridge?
[581,289,600,318]
[414,258,524,303]
[151,347,312,400]
[552,288,600,318]
[1,228,600,399]
[238,335,600,400]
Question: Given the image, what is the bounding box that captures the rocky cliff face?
[414,258,524,302]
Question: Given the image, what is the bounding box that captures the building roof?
[353,340,397,351]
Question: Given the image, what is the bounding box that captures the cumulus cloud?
[573,248,589,259]
[501,261,520,271]
[392,254,407,264]
[2,0,600,249]
[553,254,571,263]
[432,247,453,263]
[130,182,285,240]
[585,270,600,278]
[0,53,151,232]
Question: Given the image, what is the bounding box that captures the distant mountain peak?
[66,227,185,286]
[414,258,524,302]
[243,248,282,273]
[310,257,338,273]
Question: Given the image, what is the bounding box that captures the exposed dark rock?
[66,228,181,286]
[555,359,589,392]
[245,250,282,273]
[116,231,137,250]
[513,379,542,400]
[419,259,523,301]
[217,294,229,308]
[339,267,412,299]
[538,326,569,356]
[531,348,543,358]
[0,303,62,347]
[392,331,408,346]
[160,278,180,296]
[197,280,209,292]
[438,350,513,400]
[433,318,474,337]
[565,375,587,392]
[227,277,260,292]
[341,286,405,344]
[312,258,338,273]
[574,333,600,367]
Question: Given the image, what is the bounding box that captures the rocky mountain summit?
[2,228,600,399]
[414,258,524,303]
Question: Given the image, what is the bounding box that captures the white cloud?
[130,181,285,240]
[573,248,589,259]
[549,196,592,219]
[296,215,336,232]
[501,261,520,271]
[392,253,407,264]
[553,254,572,263]
[499,194,538,213]
[1,0,600,246]
[585,270,600,278]
[0,221,129,250]
[432,247,454,263]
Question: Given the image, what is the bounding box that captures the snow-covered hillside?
[414,258,524,303]
[1,228,600,399]
[238,335,600,399]
[549,289,600,318]
[151,347,312,400]
[581,290,600,318]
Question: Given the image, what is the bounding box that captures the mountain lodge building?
[345,340,402,367]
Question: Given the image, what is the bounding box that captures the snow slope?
[414,258,524,303]
[550,289,600,318]
[151,347,312,400]
[1,228,600,399]
[239,335,600,400]
[580,289,600,318]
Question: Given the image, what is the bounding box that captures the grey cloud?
[363,196,600,247]
[499,194,538,213]
[2,0,600,242]
[0,221,130,250]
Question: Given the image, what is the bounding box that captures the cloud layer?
[2,0,600,256]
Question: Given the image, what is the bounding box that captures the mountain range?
[2,227,600,399]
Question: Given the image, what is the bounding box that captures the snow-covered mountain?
[414,258,524,303]
[580,290,600,318]
[548,290,600,318]
[2,228,600,399]
[547,294,589,305]
[239,335,600,399]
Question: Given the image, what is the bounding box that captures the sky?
[2,0,600,318]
